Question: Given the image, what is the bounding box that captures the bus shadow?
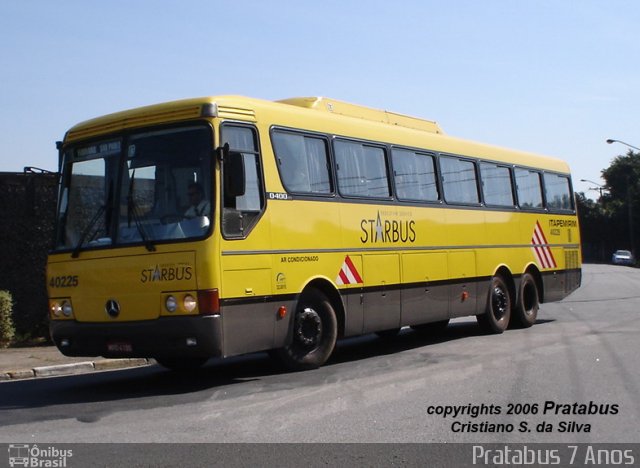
[330,321,482,365]
[0,318,555,423]
[0,353,282,422]
[329,317,554,366]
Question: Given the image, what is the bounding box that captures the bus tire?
[155,357,208,371]
[512,273,539,328]
[477,276,511,334]
[274,289,338,371]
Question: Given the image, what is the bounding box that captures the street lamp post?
[606,138,638,257]
[606,139,640,152]
[580,178,605,198]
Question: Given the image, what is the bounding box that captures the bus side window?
[392,148,439,202]
[544,172,574,211]
[272,131,332,194]
[220,125,264,237]
[440,156,480,205]
[335,140,390,199]
[480,162,515,207]
[515,168,544,209]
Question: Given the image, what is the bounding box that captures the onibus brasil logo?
[8,444,73,467]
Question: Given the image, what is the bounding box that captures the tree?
[576,192,613,261]
[600,150,640,256]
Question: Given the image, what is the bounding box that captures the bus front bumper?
[50,315,223,359]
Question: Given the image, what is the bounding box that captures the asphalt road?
[1,264,639,446]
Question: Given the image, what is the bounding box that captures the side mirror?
[56,141,64,175]
[224,149,246,198]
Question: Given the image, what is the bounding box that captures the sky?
[1,1,639,198]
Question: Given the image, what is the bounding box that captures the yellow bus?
[48,95,582,370]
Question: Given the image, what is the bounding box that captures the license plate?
[107,341,133,353]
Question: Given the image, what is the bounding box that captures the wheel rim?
[491,285,509,321]
[295,307,323,348]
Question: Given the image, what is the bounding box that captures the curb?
[0,358,151,381]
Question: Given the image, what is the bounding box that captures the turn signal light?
[50,301,62,317]
[198,289,220,315]
[49,299,73,319]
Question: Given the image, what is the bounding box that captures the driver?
[184,182,211,218]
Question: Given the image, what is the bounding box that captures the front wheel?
[273,289,338,371]
[512,273,539,328]
[477,276,511,334]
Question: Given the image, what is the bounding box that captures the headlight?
[183,294,197,312]
[62,300,73,317]
[50,299,73,318]
[165,295,178,313]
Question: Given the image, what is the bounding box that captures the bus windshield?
[54,124,213,253]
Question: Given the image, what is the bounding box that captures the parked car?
[612,250,635,266]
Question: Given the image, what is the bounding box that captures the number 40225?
[49,275,79,288]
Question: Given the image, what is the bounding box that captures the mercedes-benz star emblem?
[105,299,120,318]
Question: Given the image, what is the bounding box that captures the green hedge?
[0,290,15,347]
[0,172,57,340]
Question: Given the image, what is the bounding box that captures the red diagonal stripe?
[546,247,557,268]
[338,269,349,285]
[534,245,550,268]
[535,221,549,244]
[531,222,557,269]
[344,255,363,283]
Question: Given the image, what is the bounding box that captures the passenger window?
[544,173,573,211]
[480,162,515,207]
[221,125,264,237]
[272,131,332,194]
[335,140,390,198]
[440,156,479,204]
[515,168,544,209]
[392,149,439,202]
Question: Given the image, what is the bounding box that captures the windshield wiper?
[71,205,106,258]
[127,170,156,252]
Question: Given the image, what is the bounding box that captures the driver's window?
[220,125,264,237]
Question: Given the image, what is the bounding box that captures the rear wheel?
[477,276,511,334]
[512,272,539,328]
[273,289,338,371]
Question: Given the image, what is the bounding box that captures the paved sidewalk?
[0,344,151,381]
